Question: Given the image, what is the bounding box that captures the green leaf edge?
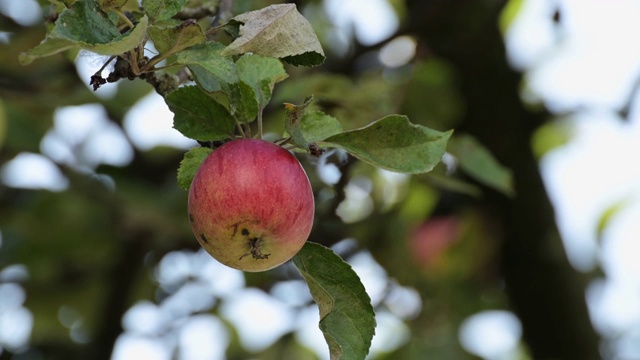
[293,242,376,360]
[177,147,213,190]
[19,15,149,65]
[322,115,454,174]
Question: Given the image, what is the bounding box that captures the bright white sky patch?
[0,306,33,351]
[122,301,169,336]
[324,0,398,45]
[41,104,134,169]
[219,288,294,352]
[270,280,313,307]
[0,0,42,26]
[111,334,172,360]
[459,311,522,359]
[123,92,197,151]
[379,36,417,68]
[75,53,119,99]
[348,251,388,306]
[516,0,640,112]
[1,152,69,191]
[0,283,32,351]
[540,111,640,271]
[177,315,229,360]
[587,279,640,335]
[369,310,410,355]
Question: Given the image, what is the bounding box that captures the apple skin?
[188,139,314,272]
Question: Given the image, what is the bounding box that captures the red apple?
[409,216,460,270]
[188,139,315,272]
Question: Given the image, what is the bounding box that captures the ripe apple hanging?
[188,139,315,272]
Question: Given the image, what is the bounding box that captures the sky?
[2,0,640,359]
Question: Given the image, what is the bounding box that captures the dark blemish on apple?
[189,213,194,223]
[239,237,270,261]
[230,223,239,237]
[241,228,249,236]
[200,234,208,243]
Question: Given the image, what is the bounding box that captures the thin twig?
[210,0,234,28]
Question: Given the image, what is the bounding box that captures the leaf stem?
[96,56,117,75]
[204,24,226,39]
[128,50,141,75]
[114,9,135,31]
[141,52,171,73]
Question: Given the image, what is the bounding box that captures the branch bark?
[405,0,601,358]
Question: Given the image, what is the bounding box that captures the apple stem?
[234,118,246,138]
[258,105,262,140]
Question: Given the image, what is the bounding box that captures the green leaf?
[176,43,259,121]
[233,81,259,122]
[165,86,235,141]
[236,53,288,108]
[19,0,148,65]
[323,115,452,174]
[176,42,239,93]
[177,147,213,190]
[52,0,120,42]
[293,242,376,360]
[148,21,206,56]
[287,110,343,143]
[448,134,514,196]
[142,0,187,22]
[284,96,313,146]
[99,0,128,9]
[221,4,325,67]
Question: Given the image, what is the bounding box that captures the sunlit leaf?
[177,147,212,190]
[99,0,128,9]
[19,0,148,65]
[165,86,235,141]
[148,20,206,56]
[297,110,343,143]
[236,53,288,107]
[323,115,452,174]
[176,43,261,122]
[284,96,314,150]
[142,0,187,22]
[293,242,376,360]
[233,81,259,122]
[221,4,325,66]
[175,42,239,93]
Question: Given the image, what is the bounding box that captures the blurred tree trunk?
[405,0,601,359]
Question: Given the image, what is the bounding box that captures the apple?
[188,139,315,272]
[409,216,460,271]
